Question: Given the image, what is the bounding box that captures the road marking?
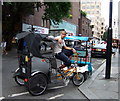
[102,59,106,64]
[48,86,65,90]
[49,94,64,99]
[0,97,5,100]
[8,92,29,97]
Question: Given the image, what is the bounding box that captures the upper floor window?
[87,11,90,14]
[82,6,86,9]
[96,11,99,14]
[83,21,84,24]
[96,5,99,8]
[91,6,94,9]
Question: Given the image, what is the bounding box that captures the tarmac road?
[1,48,105,100]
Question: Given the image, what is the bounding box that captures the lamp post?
[105,0,113,79]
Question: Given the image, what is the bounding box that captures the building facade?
[78,14,92,37]
[100,17,106,39]
[23,5,50,29]
[113,17,118,39]
[81,0,104,39]
[51,2,81,36]
[23,2,81,36]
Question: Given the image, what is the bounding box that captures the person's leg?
[3,47,7,55]
[62,49,73,57]
[55,52,71,67]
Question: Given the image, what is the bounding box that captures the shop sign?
[50,20,77,36]
[22,23,49,34]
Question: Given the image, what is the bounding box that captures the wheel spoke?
[72,73,84,86]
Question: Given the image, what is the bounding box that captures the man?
[54,31,76,69]
[1,38,8,55]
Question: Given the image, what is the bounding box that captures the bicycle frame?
[51,62,80,81]
[56,67,75,80]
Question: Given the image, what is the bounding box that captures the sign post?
[105,0,113,79]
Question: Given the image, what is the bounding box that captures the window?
[82,6,86,9]
[96,5,99,8]
[96,11,99,14]
[91,25,94,28]
[97,16,99,19]
[83,21,84,24]
[87,6,90,9]
[88,23,89,27]
[83,29,85,33]
[87,11,90,14]
[82,2,86,4]
[92,11,94,14]
[97,22,99,25]
[91,6,94,9]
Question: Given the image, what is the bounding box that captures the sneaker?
[63,77,70,86]
[57,68,63,73]
[59,64,66,70]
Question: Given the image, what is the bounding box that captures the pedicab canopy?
[16,32,52,58]
[64,36,89,41]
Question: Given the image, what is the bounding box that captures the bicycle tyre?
[28,73,47,96]
[72,73,84,86]
[14,68,25,86]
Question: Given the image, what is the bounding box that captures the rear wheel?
[28,73,47,96]
[72,73,84,86]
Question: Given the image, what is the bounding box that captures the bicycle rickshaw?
[14,32,93,96]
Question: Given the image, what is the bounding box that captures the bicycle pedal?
[63,77,70,86]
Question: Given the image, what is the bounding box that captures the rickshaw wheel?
[15,75,25,86]
[72,73,84,86]
[28,73,47,96]
[14,68,25,86]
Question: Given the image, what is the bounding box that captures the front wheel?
[72,73,84,86]
[28,73,47,96]
[14,68,25,86]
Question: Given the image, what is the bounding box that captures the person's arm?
[54,36,63,44]
[64,46,76,53]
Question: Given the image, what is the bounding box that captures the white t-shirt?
[54,36,66,54]
[0,41,6,48]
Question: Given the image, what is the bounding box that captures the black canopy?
[16,32,47,57]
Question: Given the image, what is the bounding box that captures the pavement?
[78,51,119,100]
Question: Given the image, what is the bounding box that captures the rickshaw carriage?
[14,32,93,96]
[64,36,92,74]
